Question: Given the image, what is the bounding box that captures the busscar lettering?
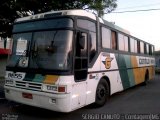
[139,58,150,65]
[8,73,23,79]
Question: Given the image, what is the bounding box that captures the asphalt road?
[0,74,160,120]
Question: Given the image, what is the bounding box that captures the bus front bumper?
[4,85,72,112]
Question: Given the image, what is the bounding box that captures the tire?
[95,79,110,107]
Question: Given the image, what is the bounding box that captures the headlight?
[42,84,66,93]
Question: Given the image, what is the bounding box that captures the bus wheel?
[95,79,110,107]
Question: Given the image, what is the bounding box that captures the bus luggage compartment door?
[71,82,87,110]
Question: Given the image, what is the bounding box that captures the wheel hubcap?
[97,86,106,100]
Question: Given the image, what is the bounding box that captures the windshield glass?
[30,30,73,70]
[8,18,73,71]
[7,33,32,67]
[7,30,73,70]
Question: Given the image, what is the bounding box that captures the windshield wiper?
[45,31,58,53]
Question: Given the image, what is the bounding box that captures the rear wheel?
[95,79,110,107]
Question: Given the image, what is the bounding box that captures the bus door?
[72,32,88,109]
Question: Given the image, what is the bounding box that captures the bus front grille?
[15,81,42,91]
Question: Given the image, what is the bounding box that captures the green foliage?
[0,0,117,37]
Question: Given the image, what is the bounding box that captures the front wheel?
[95,79,110,107]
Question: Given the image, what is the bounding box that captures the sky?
[104,0,160,51]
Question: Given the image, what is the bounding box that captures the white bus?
[4,10,155,112]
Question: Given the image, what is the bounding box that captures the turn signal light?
[58,86,66,92]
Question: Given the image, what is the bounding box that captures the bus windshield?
[7,18,73,71]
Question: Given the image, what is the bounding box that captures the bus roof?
[15,9,130,35]
[15,9,97,22]
[99,18,130,34]
[15,9,154,45]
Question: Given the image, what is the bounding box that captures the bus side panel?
[117,54,131,89]
[131,56,155,84]
[87,53,103,104]
[131,56,145,85]
[100,53,124,94]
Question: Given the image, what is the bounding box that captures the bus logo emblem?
[102,55,113,69]
[25,83,29,88]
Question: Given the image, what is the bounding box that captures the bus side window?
[140,41,144,54]
[101,27,111,49]
[146,44,149,54]
[89,32,96,63]
[144,43,147,54]
[130,38,134,53]
[118,34,128,52]
[137,41,140,53]
[118,33,124,51]
[111,31,117,50]
[152,46,154,54]
[134,39,137,53]
[149,45,152,55]
[124,36,129,52]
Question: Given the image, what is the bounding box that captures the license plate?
[22,92,33,99]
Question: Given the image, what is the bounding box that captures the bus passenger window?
[118,34,128,51]
[130,38,134,52]
[144,43,147,54]
[146,44,149,54]
[149,45,152,55]
[101,27,111,48]
[140,42,144,54]
[137,41,140,53]
[124,36,129,51]
[118,33,124,51]
[134,40,137,53]
[89,32,96,63]
[151,46,154,55]
[111,31,117,50]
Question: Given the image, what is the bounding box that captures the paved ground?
[0,74,160,120]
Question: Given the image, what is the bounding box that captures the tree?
[0,0,18,37]
[0,0,117,37]
[86,0,117,17]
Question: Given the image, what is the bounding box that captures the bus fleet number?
[8,73,23,79]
